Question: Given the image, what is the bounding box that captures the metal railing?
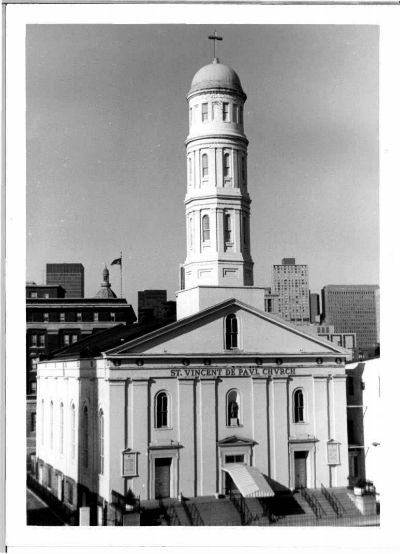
[111,490,140,515]
[320,483,344,518]
[27,473,76,525]
[229,491,259,525]
[299,487,325,519]
[181,498,204,526]
[159,499,181,526]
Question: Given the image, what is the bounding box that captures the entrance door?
[294,451,308,489]
[224,454,244,495]
[154,458,171,499]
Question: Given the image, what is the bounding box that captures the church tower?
[177,52,266,319]
[182,57,253,290]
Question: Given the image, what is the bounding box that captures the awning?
[222,464,275,498]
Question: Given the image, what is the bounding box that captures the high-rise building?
[309,292,320,323]
[321,285,379,356]
[272,258,310,325]
[46,263,85,298]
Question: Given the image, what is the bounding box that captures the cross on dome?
[208,30,223,60]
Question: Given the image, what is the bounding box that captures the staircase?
[140,487,368,526]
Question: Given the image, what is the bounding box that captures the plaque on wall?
[122,449,138,477]
[326,441,340,465]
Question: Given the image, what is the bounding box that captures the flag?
[111,257,122,266]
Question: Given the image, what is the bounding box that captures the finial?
[208,30,223,60]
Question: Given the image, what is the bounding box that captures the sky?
[26,24,379,311]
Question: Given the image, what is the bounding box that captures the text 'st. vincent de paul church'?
[35,51,351,524]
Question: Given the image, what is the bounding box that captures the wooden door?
[154,458,171,499]
[294,451,307,489]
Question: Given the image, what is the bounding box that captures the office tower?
[321,285,379,356]
[272,258,310,325]
[46,263,85,298]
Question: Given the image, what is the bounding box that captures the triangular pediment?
[217,435,257,447]
[106,298,349,358]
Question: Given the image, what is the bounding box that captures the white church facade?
[34,53,351,523]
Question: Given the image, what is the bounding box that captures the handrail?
[181,498,204,526]
[299,487,325,519]
[229,490,259,525]
[320,484,344,518]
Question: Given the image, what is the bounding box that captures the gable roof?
[105,298,350,357]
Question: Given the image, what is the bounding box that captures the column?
[252,379,269,473]
[216,148,223,188]
[132,379,151,499]
[232,148,238,188]
[209,147,216,188]
[270,378,289,485]
[178,379,196,497]
[107,380,126,500]
[198,379,217,496]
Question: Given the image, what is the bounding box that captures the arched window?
[83,405,89,468]
[202,214,210,242]
[155,391,169,428]
[99,409,104,474]
[71,403,76,460]
[49,401,53,449]
[294,389,305,423]
[243,215,248,247]
[223,153,231,178]
[201,153,208,178]
[59,403,64,454]
[241,156,246,184]
[226,314,238,349]
[227,389,241,426]
[224,213,232,243]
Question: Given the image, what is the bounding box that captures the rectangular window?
[239,106,243,124]
[30,334,37,346]
[60,312,65,322]
[201,103,208,122]
[110,312,116,322]
[222,103,229,121]
[94,312,99,322]
[39,334,45,347]
[30,292,38,298]
[225,455,244,464]
[63,335,70,346]
[224,213,232,243]
[31,412,36,432]
[72,334,78,344]
[232,104,238,123]
[43,313,49,322]
[77,312,82,322]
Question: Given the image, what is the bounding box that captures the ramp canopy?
[222,464,275,498]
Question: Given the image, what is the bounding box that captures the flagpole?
[120,251,123,298]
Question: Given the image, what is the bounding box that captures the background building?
[309,292,320,323]
[321,285,379,358]
[46,263,85,298]
[26,270,136,450]
[272,258,310,325]
[138,290,176,324]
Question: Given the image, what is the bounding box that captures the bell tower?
[177,50,265,319]
[183,57,254,289]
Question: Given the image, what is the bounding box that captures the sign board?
[327,441,340,465]
[122,449,138,477]
[169,366,297,378]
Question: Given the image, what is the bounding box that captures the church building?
[35,52,351,524]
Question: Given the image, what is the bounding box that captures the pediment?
[106,298,349,357]
[217,435,257,447]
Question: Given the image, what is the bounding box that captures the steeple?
[181,56,253,290]
[94,265,117,299]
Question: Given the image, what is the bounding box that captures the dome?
[189,58,244,96]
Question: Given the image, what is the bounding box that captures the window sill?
[154,427,173,431]
[226,424,243,428]
[293,421,309,425]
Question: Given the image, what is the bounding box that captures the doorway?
[224,454,244,495]
[294,451,308,489]
[154,458,171,499]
